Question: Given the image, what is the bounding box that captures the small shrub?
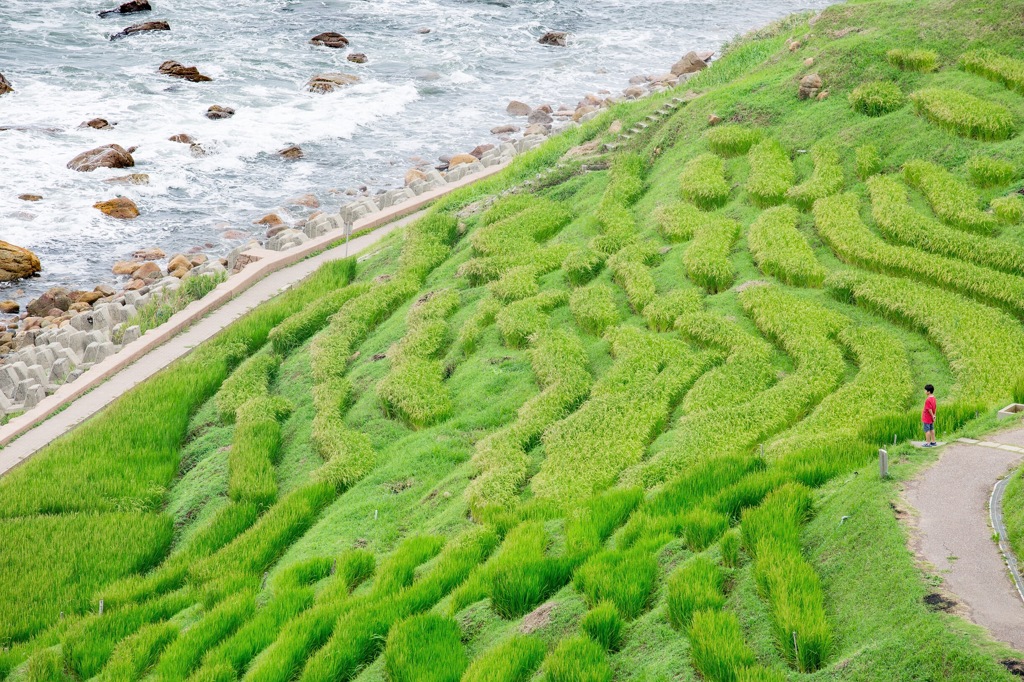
[687,610,757,682]
[855,144,881,180]
[570,284,620,336]
[746,139,795,207]
[541,636,612,682]
[563,247,605,286]
[666,557,725,629]
[992,195,1024,225]
[706,124,763,156]
[849,81,905,116]
[574,548,659,619]
[681,154,731,209]
[461,635,546,682]
[581,602,625,651]
[720,528,742,568]
[910,88,1015,141]
[886,48,938,72]
[960,49,1024,95]
[384,614,467,682]
[967,156,1016,188]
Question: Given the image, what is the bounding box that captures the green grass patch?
[849,81,905,117]
[909,88,1015,141]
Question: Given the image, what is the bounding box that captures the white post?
[879,448,889,479]
[344,222,352,258]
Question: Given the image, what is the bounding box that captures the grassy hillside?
[3,0,1024,679]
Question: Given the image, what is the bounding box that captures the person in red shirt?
[922,384,937,447]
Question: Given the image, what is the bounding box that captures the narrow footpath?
[904,429,1024,652]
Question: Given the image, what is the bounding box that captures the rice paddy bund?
[4,0,1024,680]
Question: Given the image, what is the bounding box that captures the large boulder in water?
[0,241,41,282]
[670,51,709,76]
[0,73,12,96]
[538,31,567,46]
[306,72,360,93]
[93,197,140,219]
[26,287,71,317]
[310,32,349,48]
[158,60,212,82]
[205,105,234,120]
[98,0,151,17]
[67,144,135,172]
[110,20,169,40]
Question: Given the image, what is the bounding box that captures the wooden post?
[879,448,889,479]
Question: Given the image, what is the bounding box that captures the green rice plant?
[736,666,788,682]
[653,200,705,242]
[397,212,460,280]
[188,662,235,682]
[581,602,624,652]
[244,600,351,682]
[564,487,644,562]
[786,143,844,208]
[541,635,612,682]
[573,548,659,619]
[859,400,983,445]
[562,247,605,286]
[902,159,998,233]
[383,614,467,682]
[228,411,281,508]
[456,297,501,355]
[642,289,702,332]
[607,249,657,313]
[96,621,178,682]
[867,175,1024,275]
[488,522,569,618]
[681,153,731,209]
[590,201,639,256]
[24,648,69,682]
[496,290,567,348]
[720,528,742,568]
[490,265,540,302]
[314,549,376,603]
[960,49,1024,95]
[741,483,814,556]
[747,205,827,287]
[679,508,731,550]
[993,194,1024,225]
[666,556,725,629]
[267,264,361,354]
[533,326,715,503]
[465,198,572,282]
[569,283,620,336]
[604,152,648,206]
[746,139,795,207]
[271,558,333,593]
[373,535,446,597]
[1003,467,1024,561]
[855,144,881,180]
[151,591,253,681]
[684,216,740,292]
[848,81,905,116]
[461,635,546,682]
[216,349,279,424]
[886,48,938,72]
[687,610,757,682]
[966,156,1017,188]
[909,88,1015,141]
[706,124,763,156]
[814,193,1024,317]
[481,194,537,226]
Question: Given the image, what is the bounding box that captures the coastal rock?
[347,53,368,64]
[110,20,169,40]
[0,73,11,96]
[708,114,722,125]
[798,73,822,100]
[538,31,567,46]
[93,197,140,219]
[608,120,622,134]
[105,173,149,185]
[70,290,104,305]
[307,72,360,93]
[804,57,815,67]
[133,261,162,281]
[158,60,212,83]
[0,300,18,314]
[169,133,194,143]
[205,105,234,120]
[470,144,494,159]
[506,100,531,117]
[255,213,284,226]
[18,194,42,201]
[278,144,303,159]
[671,51,709,76]
[310,32,349,48]
[133,247,165,260]
[167,254,192,277]
[405,168,428,185]
[98,0,150,17]
[190,143,206,157]
[527,109,552,125]
[491,124,520,135]
[0,241,41,282]
[417,27,431,34]
[67,144,135,172]
[27,288,71,317]
[448,153,478,168]
[524,123,550,136]
[81,118,114,129]
[572,105,597,121]
[623,86,645,99]
[537,104,553,114]
[112,260,142,275]
[288,193,319,208]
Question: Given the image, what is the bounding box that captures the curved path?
[904,430,1024,652]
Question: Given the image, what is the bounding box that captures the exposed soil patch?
[1001,660,1024,677]
[923,591,957,612]
[384,478,415,494]
[519,601,555,634]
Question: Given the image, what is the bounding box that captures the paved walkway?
[0,211,419,476]
[904,429,1024,652]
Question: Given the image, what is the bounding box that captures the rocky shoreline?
[0,34,715,417]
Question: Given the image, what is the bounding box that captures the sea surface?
[0,0,832,303]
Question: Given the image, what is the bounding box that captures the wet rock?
[536,104,553,114]
[671,51,709,76]
[524,123,550,136]
[205,105,234,120]
[491,124,519,135]
[288,193,319,208]
[81,118,114,129]
[124,278,146,291]
[189,143,206,157]
[167,254,192,277]
[629,75,649,85]
[469,144,494,159]
[448,153,478,168]
[798,73,822,100]
[0,300,18,314]
[67,143,135,172]
[405,168,428,185]
[310,32,349,48]
[70,290,104,305]
[506,100,531,117]
[98,0,150,17]
[416,27,431,34]
[133,261,162,281]
[278,144,303,159]
[133,247,165,260]
[26,287,71,317]
[527,109,552,125]
[0,73,12,96]
[158,60,212,83]
[112,260,142,275]
[18,194,42,202]
[110,20,169,40]
[94,197,139,219]
[708,114,722,126]
[104,173,149,185]
[347,53,368,64]
[307,73,360,93]
[538,31,567,46]
[622,86,645,99]
[0,242,41,282]
[255,213,284,227]
[169,133,194,143]
[572,105,597,122]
